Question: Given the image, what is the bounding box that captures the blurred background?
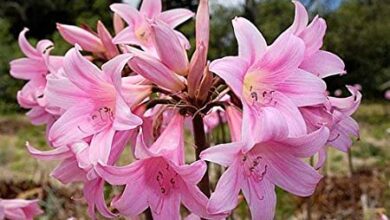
[0,0,389,219]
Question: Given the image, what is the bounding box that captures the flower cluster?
[9,0,361,219]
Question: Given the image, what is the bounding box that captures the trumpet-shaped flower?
[300,85,362,167]
[10,28,63,125]
[96,113,222,220]
[127,0,211,93]
[111,0,194,51]
[210,17,327,138]
[0,199,43,220]
[46,48,143,165]
[288,1,346,78]
[27,130,134,219]
[201,108,329,219]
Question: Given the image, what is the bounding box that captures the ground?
[0,102,389,219]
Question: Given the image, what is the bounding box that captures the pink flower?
[57,21,119,59]
[27,130,134,218]
[111,0,194,50]
[0,199,43,220]
[288,1,346,78]
[385,90,390,100]
[201,108,329,219]
[46,48,144,165]
[10,28,63,125]
[210,17,327,137]
[96,113,223,219]
[127,0,211,95]
[300,85,362,167]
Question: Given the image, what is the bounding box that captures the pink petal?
[270,92,307,137]
[200,142,242,167]
[108,130,134,164]
[95,160,145,185]
[225,106,242,142]
[233,17,267,64]
[149,113,184,164]
[113,95,143,131]
[113,13,125,34]
[46,55,64,73]
[329,85,362,116]
[128,48,185,91]
[159,9,194,29]
[110,3,142,27]
[300,50,346,78]
[45,72,89,110]
[338,116,359,138]
[315,147,328,169]
[36,39,54,54]
[57,23,104,52]
[289,1,309,35]
[121,79,152,106]
[241,105,290,151]
[181,184,214,219]
[50,158,86,184]
[1,199,43,220]
[113,178,148,217]
[209,56,248,97]
[89,128,116,165]
[26,107,52,126]
[10,58,47,80]
[48,102,98,146]
[300,16,326,57]
[195,0,210,50]
[241,178,276,220]
[150,193,181,220]
[279,126,330,158]
[97,21,119,59]
[84,178,116,218]
[63,48,108,94]
[255,33,305,78]
[328,117,358,152]
[112,27,140,45]
[172,160,207,184]
[26,143,72,160]
[101,53,133,88]
[264,148,322,196]
[151,21,189,75]
[175,30,191,50]
[18,28,39,58]
[188,43,207,98]
[277,69,327,106]
[208,161,243,214]
[140,0,162,18]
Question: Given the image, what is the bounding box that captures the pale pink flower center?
[241,153,268,182]
[90,106,114,127]
[154,162,179,196]
[243,71,277,107]
[136,23,152,45]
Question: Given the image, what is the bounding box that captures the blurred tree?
[162,0,198,11]
[0,0,120,39]
[323,0,390,98]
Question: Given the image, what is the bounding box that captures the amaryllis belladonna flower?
[8,0,361,219]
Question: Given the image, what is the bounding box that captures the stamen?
[329,133,341,142]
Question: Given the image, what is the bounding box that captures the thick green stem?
[192,114,211,197]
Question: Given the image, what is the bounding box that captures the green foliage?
[0,18,22,114]
[323,0,390,98]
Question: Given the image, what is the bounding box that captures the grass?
[0,101,389,219]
